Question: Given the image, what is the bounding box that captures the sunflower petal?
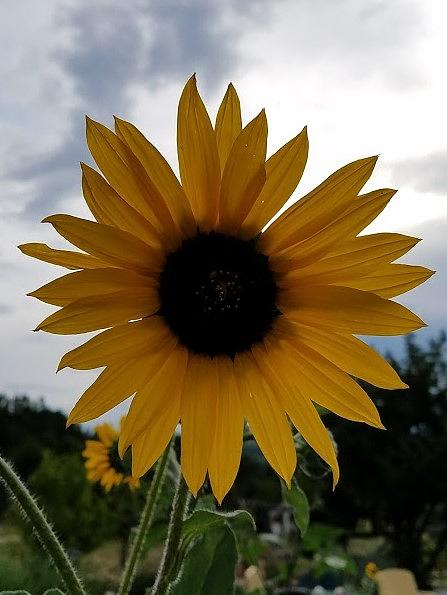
[81,163,161,246]
[35,287,159,334]
[67,357,151,425]
[42,214,163,274]
[260,156,378,253]
[132,406,180,478]
[215,83,242,172]
[266,336,383,427]
[280,285,426,335]
[208,357,244,504]
[269,189,396,269]
[234,352,296,485]
[18,243,107,270]
[282,321,407,389]
[86,117,178,244]
[281,233,420,286]
[28,267,153,306]
[114,117,196,238]
[241,127,308,239]
[252,342,340,485]
[177,75,220,230]
[180,354,218,496]
[340,263,435,298]
[119,347,188,456]
[58,317,173,371]
[218,110,267,234]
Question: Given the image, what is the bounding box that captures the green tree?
[324,332,447,587]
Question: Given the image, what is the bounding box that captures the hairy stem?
[0,454,85,595]
[152,474,191,594]
[117,442,173,595]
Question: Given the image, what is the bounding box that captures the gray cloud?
[390,150,447,196]
[3,0,273,222]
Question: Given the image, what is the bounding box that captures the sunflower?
[83,419,140,492]
[20,75,432,503]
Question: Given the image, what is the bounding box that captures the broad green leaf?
[281,478,310,537]
[170,525,238,595]
[43,590,67,595]
[0,592,32,595]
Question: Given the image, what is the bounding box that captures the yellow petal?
[208,357,244,504]
[28,267,153,306]
[132,405,180,478]
[260,156,378,254]
[58,317,173,371]
[18,243,108,270]
[81,163,161,247]
[266,336,383,427]
[177,75,221,230]
[269,189,396,270]
[281,321,407,389]
[119,347,188,456]
[43,214,163,275]
[180,354,218,496]
[35,287,159,334]
[281,233,420,286]
[114,117,196,238]
[280,285,426,336]
[67,356,151,425]
[241,127,309,239]
[340,263,435,298]
[215,83,242,172]
[234,352,296,485]
[252,342,339,486]
[86,117,179,246]
[218,110,267,234]
[96,423,119,446]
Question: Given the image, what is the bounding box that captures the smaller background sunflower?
[82,419,140,492]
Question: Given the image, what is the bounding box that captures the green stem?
[0,454,85,595]
[117,442,173,595]
[152,474,191,594]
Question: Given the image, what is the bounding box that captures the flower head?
[365,562,378,579]
[83,420,140,492]
[21,76,433,502]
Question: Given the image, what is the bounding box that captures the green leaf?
[180,508,260,566]
[0,592,32,595]
[281,478,310,537]
[43,590,67,595]
[170,525,238,595]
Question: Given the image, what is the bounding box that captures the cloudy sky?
[1,0,446,419]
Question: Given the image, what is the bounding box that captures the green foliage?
[0,550,63,592]
[0,395,86,515]
[24,450,120,551]
[171,525,238,595]
[324,333,447,586]
[281,479,310,537]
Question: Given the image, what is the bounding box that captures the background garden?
[1,333,446,593]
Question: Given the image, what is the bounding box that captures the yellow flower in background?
[83,420,140,492]
[365,562,378,579]
[21,75,433,503]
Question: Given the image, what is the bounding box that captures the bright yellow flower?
[365,562,378,578]
[21,76,432,503]
[83,420,140,492]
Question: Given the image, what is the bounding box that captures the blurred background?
[0,0,446,593]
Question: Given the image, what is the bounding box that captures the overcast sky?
[1,0,446,420]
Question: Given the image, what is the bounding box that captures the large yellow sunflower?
[83,419,140,492]
[20,75,432,503]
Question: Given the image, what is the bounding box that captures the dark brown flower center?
[158,231,280,357]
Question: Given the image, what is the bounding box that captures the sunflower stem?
[0,454,86,595]
[117,441,173,595]
[151,473,191,594]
